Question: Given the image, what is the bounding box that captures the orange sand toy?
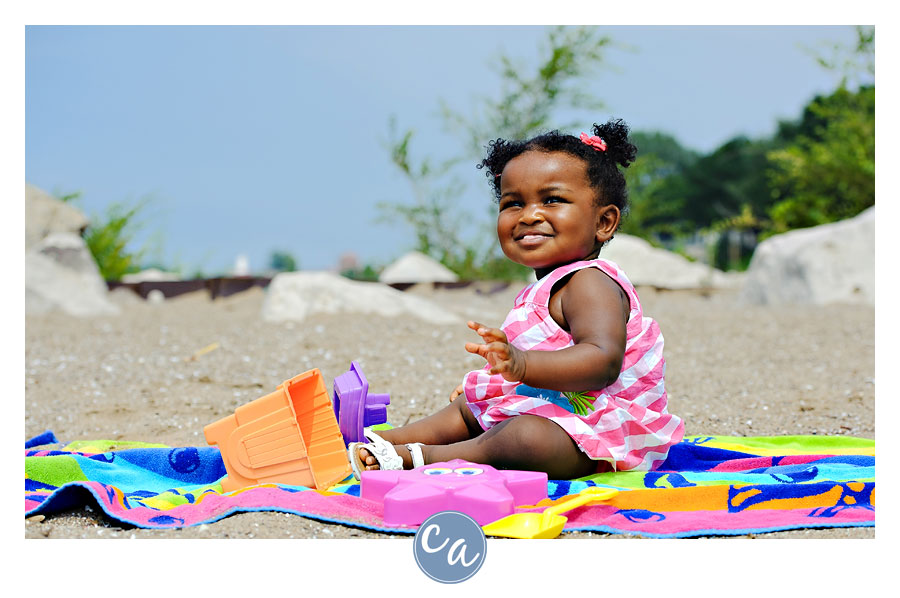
[204,369,352,492]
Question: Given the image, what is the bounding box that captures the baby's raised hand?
[465,320,527,382]
[449,383,464,403]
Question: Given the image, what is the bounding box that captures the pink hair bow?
[579,132,607,152]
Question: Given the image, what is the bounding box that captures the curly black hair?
[476,118,637,214]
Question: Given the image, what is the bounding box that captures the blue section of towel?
[25,430,58,449]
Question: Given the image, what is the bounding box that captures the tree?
[765,27,874,234]
[630,131,699,175]
[268,250,298,272]
[379,26,615,280]
[440,26,613,157]
[802,25,874,91]
[680,136,777,230]
[620,131,699,239]
[618,27,874,270]
[624,132,777,244]
[766,85,874,233]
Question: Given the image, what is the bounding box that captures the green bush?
[59,191,150,281]
[83,200,149,281]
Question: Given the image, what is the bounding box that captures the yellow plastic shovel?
[482,486,618,539]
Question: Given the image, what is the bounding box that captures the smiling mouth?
[514,231,552,241]
[514,232,553,247]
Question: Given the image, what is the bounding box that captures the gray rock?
[739,207,874,306]
[146,289,166,304]
[601,233,742,290]
[109,286,144,305]
[379,251,460,284]
[25,183,89,249]
[32,232,99,273]
[261,271,461,325]
[25,232,119,316]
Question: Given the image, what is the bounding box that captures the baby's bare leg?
[422,414,597,480]
[361,399,597,479]
[358,395,483,469]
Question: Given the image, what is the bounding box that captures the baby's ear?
[595,204,621,243]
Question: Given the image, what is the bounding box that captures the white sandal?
[348,430,426,480]
[406,442,425,469]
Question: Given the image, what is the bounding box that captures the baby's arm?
[466,268,628,392]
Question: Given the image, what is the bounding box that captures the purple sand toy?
[332,361,390,445]
[361,459,548,527]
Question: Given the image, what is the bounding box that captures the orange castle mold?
[204,369,352,492]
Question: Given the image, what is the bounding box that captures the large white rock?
[379,251,460,284]
[601,233,741,290]
[25,183,90,249]
[261,271,462,325]
[25,232,119,316]
[121,268,181,283]
[739,207,874,306]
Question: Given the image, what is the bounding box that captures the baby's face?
[496,150,615,274]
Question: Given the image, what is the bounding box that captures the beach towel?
[25,431,874,537]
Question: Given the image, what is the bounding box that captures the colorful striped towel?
[25,431,874,537]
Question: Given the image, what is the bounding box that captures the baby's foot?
[356,443,411,471]
[349,430,409,479]
[357,446,382,471]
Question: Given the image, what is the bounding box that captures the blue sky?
[25,25,870,275]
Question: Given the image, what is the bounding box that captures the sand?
[24,282,875,539]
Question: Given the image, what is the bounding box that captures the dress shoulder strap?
[523,259,642,319]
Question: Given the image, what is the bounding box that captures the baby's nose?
[520,204,545,222]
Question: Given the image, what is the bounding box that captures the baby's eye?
[499,200,522,211]
[453,467,484,476]
[423,468,453,476]
[544,196,567,204]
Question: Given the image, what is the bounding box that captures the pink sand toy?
[360,458,548,527]
[332,361,390,445]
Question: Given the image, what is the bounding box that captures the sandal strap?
[360,429,403,471]
[405,443,425,469]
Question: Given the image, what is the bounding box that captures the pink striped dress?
[462,258,684,472]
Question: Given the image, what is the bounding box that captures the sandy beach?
[24,282,875,539]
